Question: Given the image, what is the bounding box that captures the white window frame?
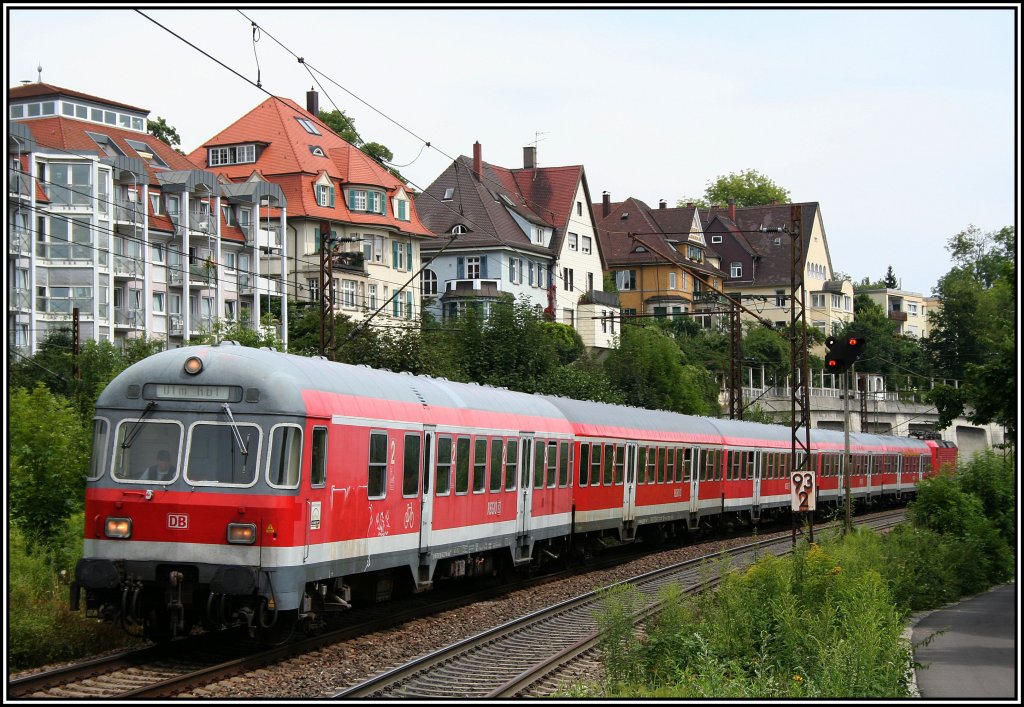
[669,272,677,290]
[582,236,592,254]
[152,291,165,314]
[466,256,481,280]
[568,233,578,251]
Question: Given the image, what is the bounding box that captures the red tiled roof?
[187,96,433,237]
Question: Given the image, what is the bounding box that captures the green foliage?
[927,224,1016,435]
[9,384,91,540]
[675,196,710,208]
[605,324,693,413]
[535,359,626,405]
[146,115,182,152]
[190,314,283,351]
[883,266,899,288]
[704,169,791,207]
[9,517,140,670]
[318,108,360,144]
[834,294,933,378]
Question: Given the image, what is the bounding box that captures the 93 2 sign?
[791,471,816,512]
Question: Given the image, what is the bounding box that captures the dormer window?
[346,189,387,215]
[451,225,468,235]
[296,117,321,135]
[309,145,326,158]
[316,183,335,208]
[711,235,723,244]
[500,193,516,208]
[208,144,256,167]
[125,139,168,168]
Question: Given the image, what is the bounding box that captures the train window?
[186,422,261,486]
[404,434,421,497]
[603,444,613,485]
[310,427,327,487]
[591,443,602,486]
[658,448,667,483]
[267,424,303,488]
[505,439,518,491]
[89,418,109,480]
[681,448,690,483]
[112,419,183,483]
[546,441,558,488]
[637,447,647,485]
[534,442,545,489]
[473,438,487,493]
[764,453,775,481]
[728,452,740,481]
[559,442,570,487]
[614,445,625,485]
[490,438,504,492]
[368,431,387,499]
[436,436,452,495]
[520,439,532,490]
[455,437,471,494]
[666,448,676,483]
[579,443,590,486]
[647,447,658,483]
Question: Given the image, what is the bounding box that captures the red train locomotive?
[71,343,957,641]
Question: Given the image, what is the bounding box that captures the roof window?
[296,117,321,135]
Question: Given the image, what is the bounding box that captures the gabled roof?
[511,164,586,255]
[594,197,725,279]
[187,96,433,236]
[415,156,554,256]
[700,202,821,287]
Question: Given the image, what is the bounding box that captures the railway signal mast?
[826,335,867,533]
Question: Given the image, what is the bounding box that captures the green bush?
[8,515,140,671]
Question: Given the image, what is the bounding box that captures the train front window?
[186,422,261,486]
[89,418,109,480]
[112,420,183,482]
[267,424,303,488]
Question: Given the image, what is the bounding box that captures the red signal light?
[848,338,860,346]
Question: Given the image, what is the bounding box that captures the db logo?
[167,513,189,529]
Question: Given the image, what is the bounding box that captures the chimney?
[473,141,482,180]
[306,89,319,116]
[659,199,667,209]
[602,191,611,218]
[687,202,694,207]
[523,145,536,169]
[728,198,736,222]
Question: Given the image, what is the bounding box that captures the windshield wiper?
[121,401,157,449]
[222,403,249,457]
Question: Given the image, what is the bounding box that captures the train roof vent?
[311,355,328,361]
[217,340,241,346]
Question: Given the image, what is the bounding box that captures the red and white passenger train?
[72,342,958,640]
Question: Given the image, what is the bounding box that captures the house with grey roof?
[415,143,618,351]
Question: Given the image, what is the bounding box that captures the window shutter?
[405,243,413,271]
[329,186,335,208]
[347,190,355,210]
[480,256,488,279]
[457,257,464,279]
[392,241,400,269]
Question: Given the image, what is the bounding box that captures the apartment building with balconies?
[860,287,935,338]
[7,83,287,356]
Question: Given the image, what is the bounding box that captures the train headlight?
[184,356,204,375]
[104,517,132,539]
[227,523,257,545]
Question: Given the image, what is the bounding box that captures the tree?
[675,196,710,208]
[703,169,790,207]
[9,384,91,540]
[926,225,1016,435]
[318,109,360,144]
[147,116,184,155]
[883,266,898,289]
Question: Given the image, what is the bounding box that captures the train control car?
[71,342,955,642]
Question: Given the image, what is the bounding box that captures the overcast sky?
[7,5,1018,295]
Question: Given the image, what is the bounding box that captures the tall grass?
[8,514,141,672]
[585,450,1016,698]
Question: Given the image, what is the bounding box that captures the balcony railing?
[168,208,213,234]
[169,315,183,336]
[888,310,908,322]
[242,223,282,250]
[9,228,30,256]
[114,307,145,329]
[36,242,93,261]
[239,275,282,296]
[35,297,94,316]
[11,288,31,311]
[444,278,501,294]
[169,264,216,287]
[114,199,146,225]
[112,254,144,279]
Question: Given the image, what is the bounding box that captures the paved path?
[911,582,1017,700]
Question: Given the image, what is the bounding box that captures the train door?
[517,434,535,539]
[623,442,638,524]
[752,450,762,511]
[688,448,701,515]
[418,427,435,555]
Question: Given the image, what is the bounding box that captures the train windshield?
[185,422,261,486]
[111,420,183,482]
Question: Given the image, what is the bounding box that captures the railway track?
[336,510,905,699]
[8,509,902,699]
